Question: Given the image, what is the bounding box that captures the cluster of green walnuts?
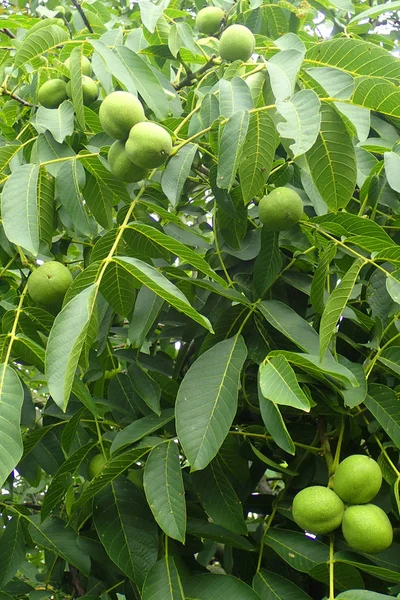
[38,55,98,109]
[292,455,393,554]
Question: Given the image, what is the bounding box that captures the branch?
[175,55,218,91]
[1,28,16,39]
[0,87,35,107]
[70,0,94,33]
[69,565,86,597]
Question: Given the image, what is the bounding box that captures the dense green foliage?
[0,0,400,598]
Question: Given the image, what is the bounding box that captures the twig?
[1,28,16,39]
[70,0,94,33]
[69,565,86,596]
[175,56,218,90]
[0,87,35,107]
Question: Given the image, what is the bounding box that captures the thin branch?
[70,0,94,33]
[1,28,16,39]
[175,55,218,91]
[69,565,86,597]
[0,87,35,107]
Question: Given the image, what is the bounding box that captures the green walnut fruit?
[27,261,73,311]
[64,55,92,77]
[342,504,393,554]
[219,24,255,62]
[38,78,68,108]
[125,122,173,169]
[333,454,382,504]
[108,140,148,183]
[292,486,344,535]
[258,187,303,231]
[195,6,225,34]
[88,454,107,479]
[99,91,145,140]
[66,75,98,106]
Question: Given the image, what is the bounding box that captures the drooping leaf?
[253,569,313,600]
[306,104,357,211]
[239,111,277,204]
[93,477,158,589]
[192,459,247,534]
[142,557,185,600]
[1,164,39,255]
[319,258,364,359]
[176,335,247,471]
[0,365,24,488]
[259,356,311,412]
[217,110,249,191]
[143,440,186,543]
[46,285,98,411]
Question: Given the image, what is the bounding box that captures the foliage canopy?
[0,0,400,598]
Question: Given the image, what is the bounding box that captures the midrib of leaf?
[194,335,240,466]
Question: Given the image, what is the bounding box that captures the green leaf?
[93,477,158,589]
[161,143,198,207]
[41,442,96,521]
[115,46,172,120]
[253,230,282,297]
[219,77,253,118]
[125,222,226,286]
[80,152,130,204]
[144,440,186,543]
[82,172,113,230]
[265,529,329,573]
[0,516,25,588]
[184,573,261,599]
[364,384,400,447]
[335,551,400,584]
[276,89,321,157]
[348,0,400,24]
[176,335,247,471]
[100,261,137,317]
[249,442,298,475]
[253,569,313,600]
[319,258,364,359]
[0,365,23,488]
[378,346,400,377]
[258,387,295,455]
[186,518,253,550]
[111,409,175,455]
[192,460,247,534]
[305,38,400,80]
[1,164,39,256]
[306,104,357,211]
[259,356,311,412]
[129,363,161,415]
[14,24,69,67]
[73,447,151,509]
[69,46,85,130]
[142,557,185,600]
[128,286,164,348]
[310,243,337,314]
[35,169,54,254]
[34,101,75,144]
[113,257,212,332]
[336,592,395,600]
[239,111,277,204]
[28,516,90,576]
[258,300,320,355]
[217,110,249,191]
[46,284,97,412]
[138,0,170,33]
[268,49,305,101]
[56,160,92,237]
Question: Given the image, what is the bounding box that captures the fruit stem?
[318,418,334,480]
[329,534,335,600]
[331,418,345,475]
